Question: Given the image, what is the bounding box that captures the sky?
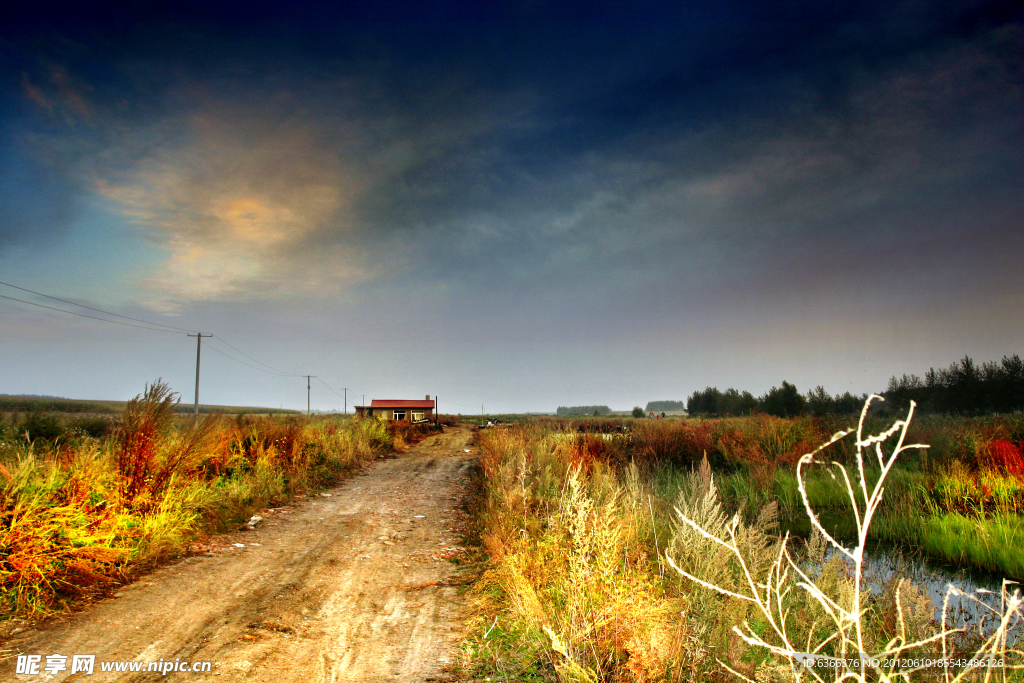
[1,0,1021,413]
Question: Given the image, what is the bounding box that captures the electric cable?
[202,342,296,377]
[0,280,198,332]
[440,399,481,409]
[3,279,475,412]
[212,336,302,377]
[313,376,357,402]
[1,293,186,335]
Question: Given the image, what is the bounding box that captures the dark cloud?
[0,1,1020,402]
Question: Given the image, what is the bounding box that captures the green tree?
[806,385,833,417]
[632,406,645,418]
[760,381,806,418]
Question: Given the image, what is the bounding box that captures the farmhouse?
[354,396,435,422]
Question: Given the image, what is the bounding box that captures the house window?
[393,410,407,420]
[411,411,425,421]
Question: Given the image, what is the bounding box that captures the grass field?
[461,403,1024,681]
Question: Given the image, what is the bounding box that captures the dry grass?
[462,401,1024,682]
[0,381,394,619]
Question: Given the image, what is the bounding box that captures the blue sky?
[1,1,1021,413]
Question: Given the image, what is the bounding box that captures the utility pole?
[304,375,314,416]
[343,388,347,415]
[187,333,212,420]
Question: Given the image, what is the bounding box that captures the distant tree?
[631,406,645,418]
[687,387,756,417]
[556,405,611,416]
[998,354,1024,412]
[721,388,757,416]
[833,391,867,414]
[806,386,832,417]
[885,374,926,411]
[645,400,685,412]
[760,381,806,418]
[883,354,1024,415]
[687,387,722,416]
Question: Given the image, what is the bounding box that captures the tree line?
[686,354,1024,418]
[645,400,685,412]
[686,383,867,418]
[885,355,1024,415]
[556,405,612,416]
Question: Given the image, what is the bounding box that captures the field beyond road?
[4,425,477,683]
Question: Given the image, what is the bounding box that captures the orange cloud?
[95,105,374,309]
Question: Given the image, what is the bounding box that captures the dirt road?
[6,425,479,682]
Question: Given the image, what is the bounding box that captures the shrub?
[988,439,1024,476]
[20,411,64,442]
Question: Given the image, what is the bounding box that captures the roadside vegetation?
[0,380,405,619]
[463,400,1024,681]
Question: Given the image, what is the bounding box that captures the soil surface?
[6,425,479,682]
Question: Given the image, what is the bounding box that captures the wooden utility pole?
[187,333,212,419]
[304,375,313,416]
[344,388,347,414]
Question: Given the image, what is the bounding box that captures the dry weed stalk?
[667,396,1024,682]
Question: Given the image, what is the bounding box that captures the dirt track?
[6,425,478,682]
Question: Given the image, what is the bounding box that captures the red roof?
[370,399,435,408]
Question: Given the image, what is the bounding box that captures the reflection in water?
[801,539,1024,645]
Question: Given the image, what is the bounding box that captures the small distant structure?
[354,395,435,423]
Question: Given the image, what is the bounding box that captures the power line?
[1,279,308,380]
[313,376,351,401]
[1,293,186,335]
[0,280,198,332]
[2,279,429,412]
[202,342,295,377]
[213,336,302,377]
[442,399,481,409]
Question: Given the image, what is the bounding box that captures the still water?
[781,522,1024,644]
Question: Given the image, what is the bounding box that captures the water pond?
[781,516,1023,643]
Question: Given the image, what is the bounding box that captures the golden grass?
[0,381,395,618]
